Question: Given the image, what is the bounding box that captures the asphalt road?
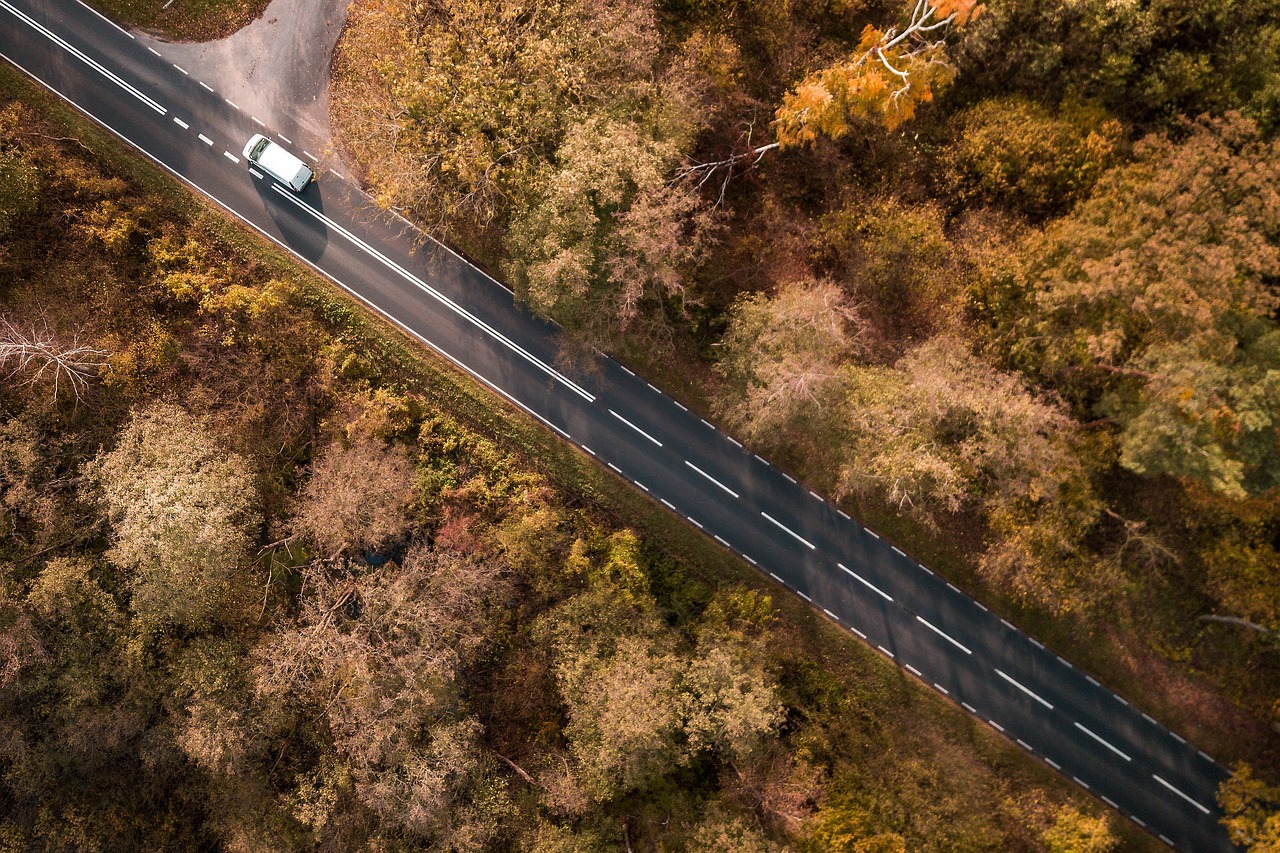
[0,3,1242,849]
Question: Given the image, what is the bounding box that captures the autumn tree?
[1041,805,1117,853]
[292,437,417,557]
[1009,114,1280,500]
[774,0,983,143]
[84,403,258,631]
[714,280,862,457]
[1220,764,1280,852]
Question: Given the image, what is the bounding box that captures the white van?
[242,133,313,192]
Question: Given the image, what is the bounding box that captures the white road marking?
[877,646,894,658]
[1131,816,1146,827]
[905,664,922,676]
[1045,758,1061,770]
[727,435,743,448]
[1085,675,1101,687]
[851,627,867,639]
[823,608,838,619]
[743,555,757,566]
[917,616,972,654]
[607,462,621,473]
[1057,656,1072,668]
[947,582,962,593]
[865,528,880,539]
[1102,796,1119,809]
[647,382,660,392]
[797,591,812,602]
[303,150,317,160]
[252,116,265,127]
[248,167,263,179]
[838,563,893,601]
[685,460,739,497]
[770,572,785,584]
[701,418,715,429]
[1073,777,1089,790]
[271,186,598,401]
[1074,723,1131,761]
[0,0,165,113]
[330,169,345,179]
[891,545,907,557]
[1143,713,1158,725]
[225,98,239,109]
[810,490,823,500]
[199,81,213,92]
[961,702,977,714]
[198,134,213,145]
[74,0,134,37]
[660,498,676,511]
[975,601,988,612]
[619,364,635,376]
[837,509,851,520]
[754,454,768,463]
[1170,732,1186,744]
[1016,739,1033,751]
[1198,750,1214,762]
[277,132,292,144]
[761,512,815,549]
[674,401,687,411]
[781,472,797,484]
[1001,618,1017,630]
[989,720,1005,732]
[687,516,703,529]
[223,151,238,162]
[146,45,161,56]
[1114,694,1128,706]
[918,563,934,576]
[173,64,187,75]
[933,683,949,695]
[172,117,188,129]
[581,445,595,456]
[1159,835,1174,847]
[714,534,731,547]
[995,669,1054,709]
[609,409,662,446]
[1029,638,1045,649]
[633,480,649,492]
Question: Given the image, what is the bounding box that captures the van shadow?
[253,175,329,263]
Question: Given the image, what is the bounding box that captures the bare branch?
[1199,614,1278,638]
[0,318,109,402]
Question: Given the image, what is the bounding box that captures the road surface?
[0,2,1241,849]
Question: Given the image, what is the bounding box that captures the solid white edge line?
[0,55,589,460]
[1074,722,1132,761]
[73,0,134,38]
[270,184,597,402]
[0,0,164,113]
[608,409,662,446]
[838,563,893,602]
[760,511,816,549]
[1151,775,1211,814]
[684,460,739,498]
[916,616,973,654]
[995,669,1054,709]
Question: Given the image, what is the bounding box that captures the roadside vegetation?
[89,0,269,40]
[329,0,1280,843]
[0,64,1150,851]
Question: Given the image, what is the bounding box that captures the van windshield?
[248,138,270,161]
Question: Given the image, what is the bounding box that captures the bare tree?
[0,317,108,402]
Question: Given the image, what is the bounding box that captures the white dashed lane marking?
[995,669,1054,709]
[917,616,972,654]
[1074,722,1132,761]
[197,134,212,145]
[1150,775,1210,815]
[685,460,739,498]
[838,563,893,602]
[761,512,816,549]
[172,117,188,129]
[608,409,662,446]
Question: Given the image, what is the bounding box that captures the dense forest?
[325,0,1280,846]
[0,63,1145,850]
[2,0,1280,848]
